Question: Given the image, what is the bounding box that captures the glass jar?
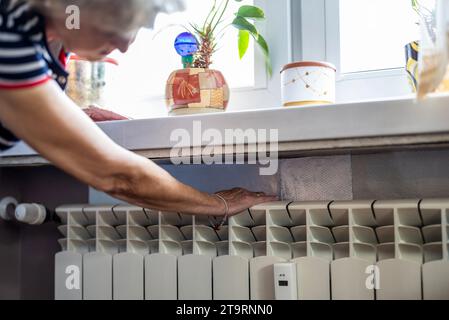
[66,55,119,109]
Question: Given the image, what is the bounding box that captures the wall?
[93,149,449,204]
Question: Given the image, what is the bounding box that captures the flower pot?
[165,68,230,116]
[280,61,336,107]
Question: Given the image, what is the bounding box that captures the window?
[95,1,436,116]
[298,0,435,102]
[108,0,255,101]
[339,0,420,74]
[99,0,291,119]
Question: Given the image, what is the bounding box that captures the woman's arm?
[0,81,276,216]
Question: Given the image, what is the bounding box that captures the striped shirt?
[0,0,69,151]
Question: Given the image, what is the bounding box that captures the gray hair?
[27,0,185,35]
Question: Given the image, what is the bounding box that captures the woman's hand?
[83,105,129,122]
[213,188,278,217]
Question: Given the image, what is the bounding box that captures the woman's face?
[51,18,138,61]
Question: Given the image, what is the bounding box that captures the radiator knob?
[15,203,47,225]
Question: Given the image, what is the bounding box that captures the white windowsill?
[2,93,449,166]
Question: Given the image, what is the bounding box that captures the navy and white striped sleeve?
[0,1,50,89]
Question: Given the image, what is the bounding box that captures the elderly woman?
[0,0,275,220]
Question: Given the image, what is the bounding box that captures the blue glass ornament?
[174,32,198,68]
[174,32,198,56]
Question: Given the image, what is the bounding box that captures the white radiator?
[54,199,449,300]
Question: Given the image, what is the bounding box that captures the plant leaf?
[237,5,265,20]
[190,23,205,37]
[255,33,269,56]
[232,16,272,76]
[238,29,250,59]
[231,16,258,37]
[253,33,272,77]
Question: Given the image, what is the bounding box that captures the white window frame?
[126,0,293,117]
[295,0,414,103]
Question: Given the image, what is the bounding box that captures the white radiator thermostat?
[15,203,47,225]
[274,263,298,300]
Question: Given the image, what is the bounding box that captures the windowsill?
[2,93,449,166]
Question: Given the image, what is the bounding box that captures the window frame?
[295,0,414,103]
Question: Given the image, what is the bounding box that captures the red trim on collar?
[0,76,52,89]
[58,48,70,68]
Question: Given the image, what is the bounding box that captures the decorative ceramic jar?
[165,68,230,116]
[281,61,336,107]
[405,41,420,92]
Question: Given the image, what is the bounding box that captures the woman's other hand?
[83,105,129,122]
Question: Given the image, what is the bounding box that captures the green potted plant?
[165,0,271,115]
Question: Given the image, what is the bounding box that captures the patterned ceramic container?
[165,68,230,116]
[405,41,419,93]
[281,61,336,107]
